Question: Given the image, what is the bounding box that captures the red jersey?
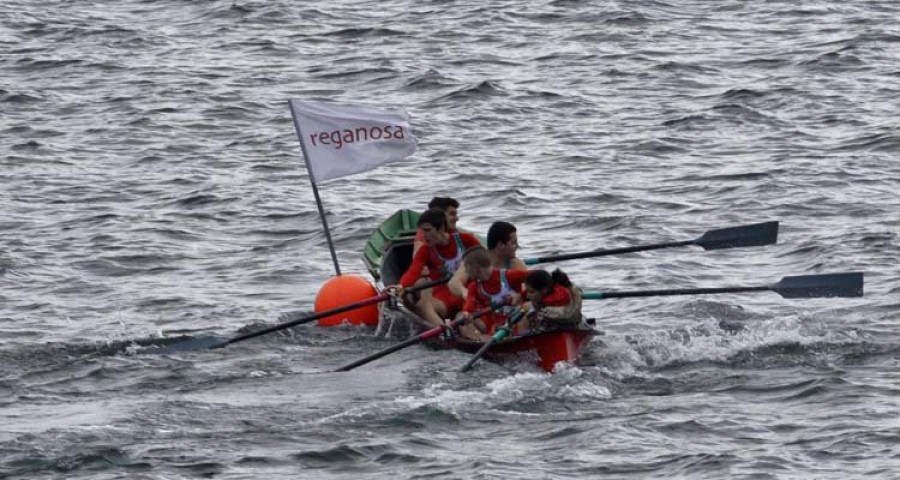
[400,232,481,287]
[540,284,572,307]
[463,269,529,312]
[415,227,457,243]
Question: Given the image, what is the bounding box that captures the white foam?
[598,314,838,377]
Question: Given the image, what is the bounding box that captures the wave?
[833,132,900,153]
[0,91,43,104]
[427,80,509,103]
[601,315,894,374]
[322,27,408,39]
[403,69,458,90]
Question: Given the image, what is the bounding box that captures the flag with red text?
[289,100,417,183]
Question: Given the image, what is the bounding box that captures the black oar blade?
[770,272,864,299]
[694,221,779,250]
[149,335,224,354]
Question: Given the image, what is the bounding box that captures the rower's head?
[417,208,448,245]
[525,269,572,302]
[463,246,492,281]
[487,221,518,258]
[428,196,460,230]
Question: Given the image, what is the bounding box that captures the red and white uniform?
[401,231,480,314]
[464,269,529,333]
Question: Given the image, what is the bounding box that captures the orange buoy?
[315,274,380,326]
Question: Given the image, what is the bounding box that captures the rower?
[456,246,530,341]
[396,208,481,328]
[519,269,584,333]
[412,197,460,257]
[448,221,526,298]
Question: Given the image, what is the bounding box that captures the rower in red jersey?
[448,220,526,299]
[396,208,481,328]
[457,247,530,341]
[412,197,460,257]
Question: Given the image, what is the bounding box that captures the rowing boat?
[363,209,597,372]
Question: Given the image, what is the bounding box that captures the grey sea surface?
[2,0,899,478]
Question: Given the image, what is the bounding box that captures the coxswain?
[519,268,584,333]
[395,208,481,328]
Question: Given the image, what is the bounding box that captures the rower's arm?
[400,248,429,287]
[463,282,481,313]
[448,265,469,299]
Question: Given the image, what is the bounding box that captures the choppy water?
[2,1,899,478]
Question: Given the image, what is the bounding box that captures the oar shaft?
[526,240,693,265]
[584,286,770,300]
[215,293,391,348]
[524,221,778,265]
[335,307,494,372]
[460,338,498,372]
[215,276,452,349]
[459,308,528,372]
[583,273,863,300]
[335,334,422,372]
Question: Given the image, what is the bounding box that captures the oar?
[152,276,451,354]
[524,221,778,265]
[335,307,495,372]
[582,272,864,300]
[459,307,530,373]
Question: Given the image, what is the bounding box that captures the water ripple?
[2,0,898,478]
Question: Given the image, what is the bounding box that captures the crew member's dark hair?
[487,221,516,250]
[525,269,572,291]
[427,197,459,211]
[417,208,447,230]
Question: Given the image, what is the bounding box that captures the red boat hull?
[453,328,595,372]
[403,308,596,372]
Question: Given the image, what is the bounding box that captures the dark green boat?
[363,209,422,286]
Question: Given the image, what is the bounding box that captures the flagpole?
[308,180,341,276]
[288,101,342,276]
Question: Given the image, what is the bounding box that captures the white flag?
[289,100,417,183]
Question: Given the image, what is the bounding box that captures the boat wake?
[593,313,887,377]
[310,363,613,429]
